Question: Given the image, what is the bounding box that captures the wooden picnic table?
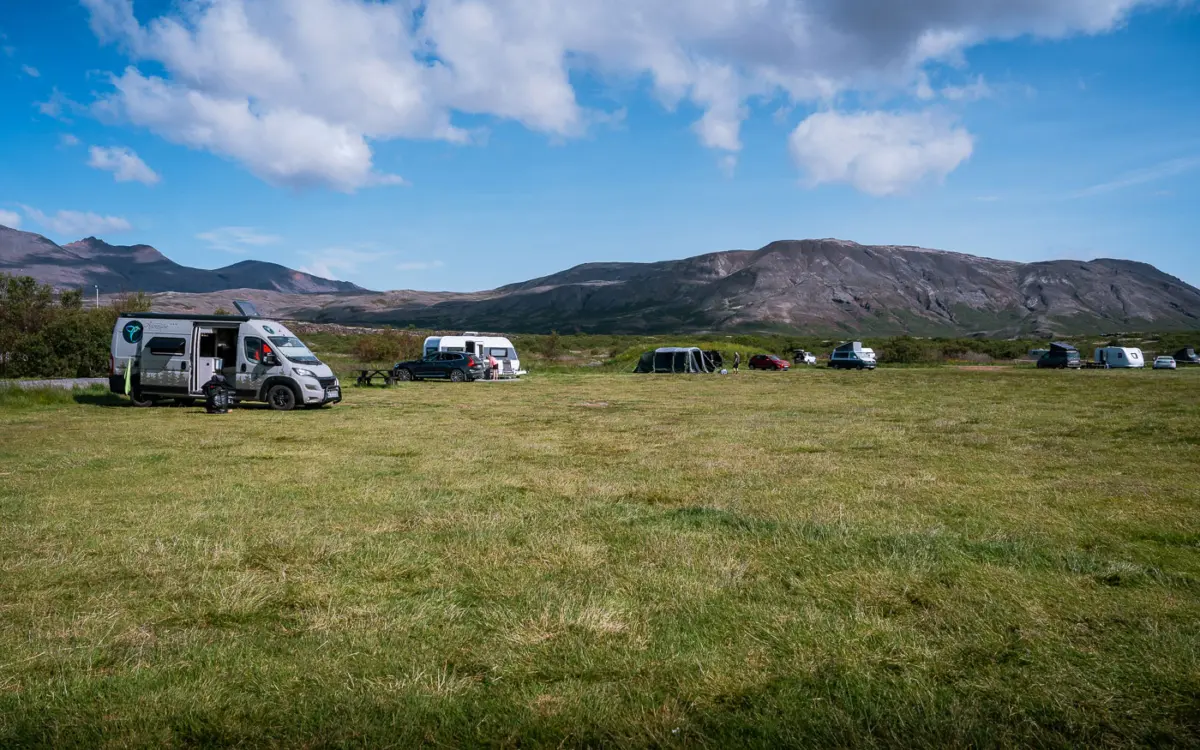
[355,368,396,386]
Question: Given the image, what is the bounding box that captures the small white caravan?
[423,333,526,377]
[1093,347,1145,369]
[110,301,341,410]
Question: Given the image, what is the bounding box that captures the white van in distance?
[423,332,526,377]
[110,310,341,410]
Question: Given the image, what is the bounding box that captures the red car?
[748,354,790,371]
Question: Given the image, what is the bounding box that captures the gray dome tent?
[634,347,715,373]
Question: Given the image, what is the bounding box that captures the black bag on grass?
[202,373,234,414]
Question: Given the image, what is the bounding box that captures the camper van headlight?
[292,367,317,379]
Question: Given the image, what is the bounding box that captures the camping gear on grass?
[202,373,234,414]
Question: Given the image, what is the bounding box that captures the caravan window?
[147,337,186,356]
[488,348,510,358]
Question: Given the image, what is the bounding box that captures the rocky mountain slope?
[296,239,1200,336]
[7,223,1198,335]
[0,224,363,295]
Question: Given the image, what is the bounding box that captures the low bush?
[351,329,423,364]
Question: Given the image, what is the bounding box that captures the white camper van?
[110,306,341,410]
[1093,347,1146,369]
[423,333,526,377]
[829,341,877,370]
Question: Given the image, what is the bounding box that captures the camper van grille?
[317,377,337,390]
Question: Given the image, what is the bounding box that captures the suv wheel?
[395,368,413,382]
[267,384,297,411]
[450,369,467,383]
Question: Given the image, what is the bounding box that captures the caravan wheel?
[130,390,156,407]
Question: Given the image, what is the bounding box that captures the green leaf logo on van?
[263,325,276,335]
[122,321,144,344]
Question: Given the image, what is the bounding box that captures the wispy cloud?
[87,145,160,185]
[717,154,738,179]
[21,205,132,237]
[60,134,81,147]
[300,247,386,281]
[1072,156,1200,198]
[396,260,445,272]
[35,88,84,121]
[20,64,39,78]
[197,226,282,254]
[941,75,991,102]
[0,209,21,228]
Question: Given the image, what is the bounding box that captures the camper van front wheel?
[267,384,297,411]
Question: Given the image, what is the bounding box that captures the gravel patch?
[0,378,108,390]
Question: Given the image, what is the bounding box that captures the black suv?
[393,352,486,382]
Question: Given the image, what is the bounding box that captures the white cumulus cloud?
[87,145,161,185]
[789,110,974,196]
[21,206,132,237]
[0,209,22,228]
[80,0,1158,192]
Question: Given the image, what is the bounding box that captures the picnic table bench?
[355,368,396,386]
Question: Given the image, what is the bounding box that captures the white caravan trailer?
[423,333,526,377]
[110,304,341,410]
[1093,347,1146,369]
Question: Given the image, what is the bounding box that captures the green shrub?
[351,330,423,364]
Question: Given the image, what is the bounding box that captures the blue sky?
[1,0,1198,292]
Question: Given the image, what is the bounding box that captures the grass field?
[2,368,1199,747]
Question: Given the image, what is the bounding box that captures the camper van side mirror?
[262,352,280,367]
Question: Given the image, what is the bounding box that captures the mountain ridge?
[3,224,1198,336]
[0,225,364,295]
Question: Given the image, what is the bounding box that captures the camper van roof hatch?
[462,331,479,336]
[233,300,260,317]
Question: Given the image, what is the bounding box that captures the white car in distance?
[1153,356,1177,370]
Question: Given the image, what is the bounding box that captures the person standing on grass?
[488,353,500,380]
[733,351,741,373]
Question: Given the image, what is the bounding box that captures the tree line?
[0,274,151,378]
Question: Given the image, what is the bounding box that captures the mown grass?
[1,368,1198,747]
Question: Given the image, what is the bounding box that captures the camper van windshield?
[268,336,320,364]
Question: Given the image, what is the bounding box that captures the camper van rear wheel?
[130,391,155,407]
[395,368,413,382]
[267,384,297,411]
